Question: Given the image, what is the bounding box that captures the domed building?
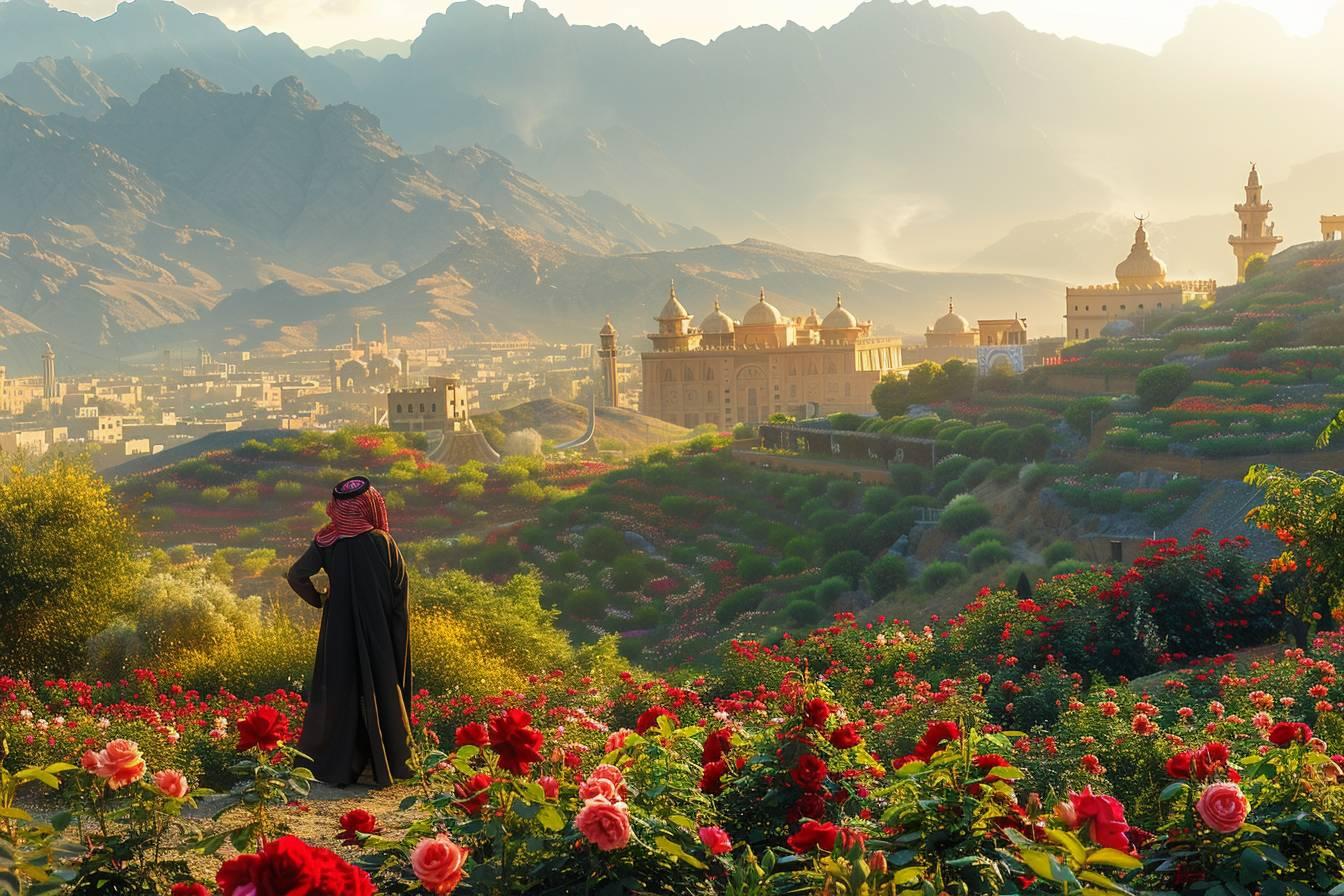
[624,283,904,427]
[925,301,978,350]
[1065,217,1216,343]
[902,300,1028,368]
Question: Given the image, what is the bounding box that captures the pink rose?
[91,739,146,790]
[575,797,632,851]
[153,769,190,800]
[80,750,102,773]
[698,825,732,855]
[1196,782,1249,834]
[605,729,631,753]
[537,776,560,800]
[410,834,468,895]
[578,776,622,802]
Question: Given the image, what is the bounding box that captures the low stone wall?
[759,425,938,467]
[1096,447,1344,479]
[732,449,893,484]
[1033,370,1139,396]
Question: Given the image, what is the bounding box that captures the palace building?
[903,301,1028,370]
[1065,219,1215,343]
[634,285,904,427]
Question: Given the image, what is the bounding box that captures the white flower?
[212,717,228,731]
[51,716,65,725]
[97,718,110,730]
[18,709,33,721]
[165,729,180,744]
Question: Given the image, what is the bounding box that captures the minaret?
[598,316,619,408]
[1229,163,1282,283]
[42,343,56,399]
[398,347,410,389]
[381,322,389,355]
[352,322,362,350]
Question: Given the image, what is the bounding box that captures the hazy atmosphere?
[7,5,1344,892]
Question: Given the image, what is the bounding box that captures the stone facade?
[637,286,903,427]
[1065,220,1215,343]
[386,376,476,433]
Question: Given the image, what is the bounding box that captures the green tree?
[1243,252,1270,280]
[871,373,911,419]
[0,457,139,675]
[941,359,977,401]
[1135,363,1193,410]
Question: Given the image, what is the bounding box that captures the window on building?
[430,404,436,413]
[1084,328,1090,338]
[420,403,426,413]
[396,404,402,413]
[1102,305,1107,311]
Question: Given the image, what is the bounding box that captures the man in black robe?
[286,476,413,787]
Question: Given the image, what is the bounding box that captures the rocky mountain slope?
[0,56,121,118]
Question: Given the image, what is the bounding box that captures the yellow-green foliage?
[411,571,576,695]
[0,456,139,675]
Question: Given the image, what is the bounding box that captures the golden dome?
[821,294,858,329]
[931,300,971,334]
[742,288,785,326]
[803,307,823,329]
[657,281,690,320]
[700,298,735,334]
[1114,220,1166,287]
[599,315,616,336]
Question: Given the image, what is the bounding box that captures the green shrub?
[821,550,869,588]
[776,556,808,576]
[737,553,774,584]
[861,487,901,515]
[888,463,929,495]
[1136,363,1194,410]
[817,576,851,604]
[934,454,972,487]
[959,528,1007,550]
[580,526,626,563]
[825,479,861,506]
[1041,540,1076,566]
[828,412,866,431]
[200,486,230,505]
[783,598,824,625]
[968,541,1013,571]
[1048,559,1092,577]
[939,494,992,536]
[919,561,969,592]
[565,587,607,620]
[610,554,648,591]
[864,555,909,598]
[783,536,820,563]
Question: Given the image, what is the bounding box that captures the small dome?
[657,282,689,320]
[821,295,857,329]
[700,299,735,334]
[1247,163,1260,189]
[803,307,823,328]
[931,300,971,334]
[1114,220,1166,287]
[599,315,616,336]
[742,288,785,326]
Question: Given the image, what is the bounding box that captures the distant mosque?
[1065,217,1216,343]
[904,301,1027,370]
[627,284,905,427]
[328,321,407,392]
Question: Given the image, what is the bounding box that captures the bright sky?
[48,0,1338,52]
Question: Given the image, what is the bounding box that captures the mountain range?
[6,0,1344,273]
[0,69,1057,372]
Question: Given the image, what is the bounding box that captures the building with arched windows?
[386,376,476,433]
[1064,219,1215,344]
[634,284,904,427]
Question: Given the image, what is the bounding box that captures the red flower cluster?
[1055,786,1132,852]
[236,706,290,753]
[1268,721,1313,747]
[487,708,544,775]
[217,835,373,896]
[337,809,379,846]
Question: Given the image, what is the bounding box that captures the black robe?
[286,529,413,787]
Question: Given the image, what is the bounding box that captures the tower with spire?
[42,343,56,399]
[1229,163,1281,283]
[648,281,700,352]
[598,316,620,408]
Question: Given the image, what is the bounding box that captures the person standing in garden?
[286,476,413,787]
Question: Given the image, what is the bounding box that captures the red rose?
[802,698,831,729]
[337,808,379,846]
[699,760,728,795]
[487,708,544,775]
[829,723,862,750]
[702,728,733,764]
[538,775,560,799]
[1192,742,1231,779]
[170,885,209,896]
[787,820,839,853]
[454,722,489,748]
[698,825,733,855]
[789,793,828,823]
[635,706,680,735]
[309,845,374,896]
[913,720,961,761]
[252,835,317,896]
[236,706,290,753]
[454,773,493,815]
[1268,721,1312,747]
[790,753,829,793]
[1061,786,1131,852]
[1165,751,1193,780]
[216,854,260,896]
